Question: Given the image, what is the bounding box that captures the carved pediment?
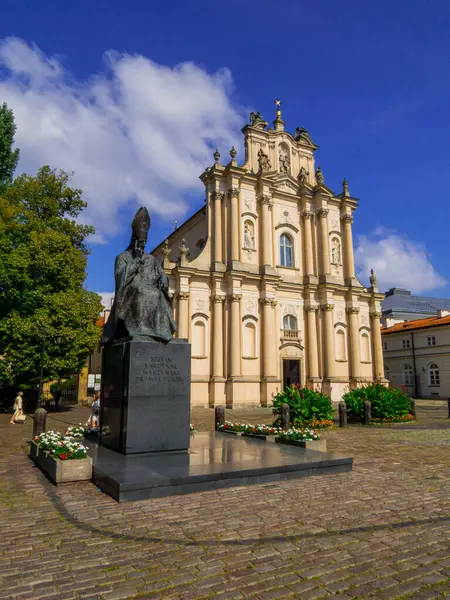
[273,175,299,194]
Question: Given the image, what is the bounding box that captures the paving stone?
[0,403,450,600]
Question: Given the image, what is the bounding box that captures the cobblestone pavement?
[1,402,449,600]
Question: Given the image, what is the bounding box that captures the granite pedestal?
[91,432,353,502]
[100,338,191,455]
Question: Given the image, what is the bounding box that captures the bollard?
[215,405,225,430]
[281,403,291,430]
[363,400,372,425]
[339,402,348,427]
[410,399,416,419]
[33,407,47,438]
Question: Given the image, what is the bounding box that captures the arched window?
[280,234,293,267]
[243,321,257,358]
[283,314,297,331]
[192,320,206,357]
[403,364,414,386]
[360,332,371,362]
[335,329,346,361]
[429,363,440,386]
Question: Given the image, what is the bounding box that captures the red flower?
[60,454,67,460]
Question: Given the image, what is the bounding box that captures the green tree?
[0,166,103,390]
[0,103,20,193]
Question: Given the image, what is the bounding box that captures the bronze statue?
[101,207,176,344]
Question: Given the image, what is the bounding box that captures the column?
[229,188,240,263]
[212,296,225,378]
[229,294,241,378]
[259,194,273,267]
[322,304,335,378]
[306,306,319,378]
[301,211,315,276]
[341,213,356,280]
[177,292,190,339]
[347,307,361,380]
[371,311,384,380]
[317,208,330,275]
[213,191,223,265]
[261,298,277,378]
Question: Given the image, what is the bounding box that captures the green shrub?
[272,385,333,427]
[343,383,413,422]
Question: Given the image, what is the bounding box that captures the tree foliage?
[0,165,103,390]
[0,103,20,194]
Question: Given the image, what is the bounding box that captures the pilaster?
[317,208,330,277]
[371,310,384,380]
[305,305,320,380]
[177,292,190,339]
[212,190,224,268]
[347,306,362,385]
[341,213,356,283]
[301,210,315,277]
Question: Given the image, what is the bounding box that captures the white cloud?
[98,292,115,310]
[0,37,242,240]
[355,227,446,293]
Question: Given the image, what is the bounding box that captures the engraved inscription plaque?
[100,339,191,454]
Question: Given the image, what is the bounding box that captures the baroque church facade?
[152,104,385,407]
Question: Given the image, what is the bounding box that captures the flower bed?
[217,422,325,449]
[30,431,92,484]
[343,383,415,424]
[293,419,333,429]
[64,425,88,439]
[275,428,326,451]
[372,414,415,424]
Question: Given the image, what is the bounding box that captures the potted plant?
[275,428,326,452]
[30,431,92,484]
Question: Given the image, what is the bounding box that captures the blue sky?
[1,0,449,299]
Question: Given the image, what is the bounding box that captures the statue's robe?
[102,250,176,344]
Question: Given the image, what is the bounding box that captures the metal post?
[339,402,348,427]
[364,400,372,425]
[215,406,225,430]
[281,403,291,430]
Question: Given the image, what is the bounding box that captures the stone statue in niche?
[279,147,290,174]
[257,148,271,172]
[101,207,176,344]
[298,166,309,185]
[243,222,255,249]
[331,239,341,265]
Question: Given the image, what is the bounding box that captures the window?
[283,314,298,331]
[403,364,414,386]
[429,363,440,386]
[192,320,206,357]
[280,234,293,268]
[383,342,388,351]
[402,339,410,349]
[243,321,256,358]
[335,329,347,361]
[360,332,371,363]
[427,336,436,346]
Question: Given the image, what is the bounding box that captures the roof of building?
[382,288,450,316]
[382,313,450,335]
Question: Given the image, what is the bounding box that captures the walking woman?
[10,391,25,424]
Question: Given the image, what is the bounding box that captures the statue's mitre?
[132,207,151,241]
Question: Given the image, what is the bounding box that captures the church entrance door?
[283,360,300,389]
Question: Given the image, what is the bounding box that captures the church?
[152,103,385,407]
